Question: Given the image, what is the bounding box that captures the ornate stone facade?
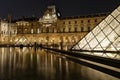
[0,5,108,49]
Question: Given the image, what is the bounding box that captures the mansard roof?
[60,12,109,20]
[13,16,39,22]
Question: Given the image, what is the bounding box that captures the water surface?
[0,47,119,80]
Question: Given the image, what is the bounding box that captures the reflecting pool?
[0,47,119,80]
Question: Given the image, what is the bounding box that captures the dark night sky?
[0,0,120,19]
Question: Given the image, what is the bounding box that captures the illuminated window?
[37,28,40,33]
[31,29,33,34]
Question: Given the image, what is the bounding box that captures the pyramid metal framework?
[72,6,120,53]
[15,36,31,45]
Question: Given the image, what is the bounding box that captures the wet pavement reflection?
[0,47,119,80]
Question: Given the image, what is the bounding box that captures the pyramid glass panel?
[94,45,103,50]
[109,19,119,29]
[89,38,99,49]
[96,31,105,42]
[74,45,80,50]
[92,26,101,36]
[105,15,114,24]
[15,36,31,45]
[112,37,120,50]
[98,20,107,30]
[103,25,112,36]
[106,45,116,51]
[116,15,120,22]
[111,9,119,17]
[78,38,87,48]
[85,32,94,42]
[72,6,120,52]
[83,44,91,50]
[107,31,118,42]
[118,6,120,11]
[100,38,110,49]
[114,25,120,35]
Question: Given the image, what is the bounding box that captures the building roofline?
[59,12,110,20]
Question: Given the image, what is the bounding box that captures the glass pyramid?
[15,36,31,45]
[72,6,120,52]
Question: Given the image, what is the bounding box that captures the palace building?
[0,5,108,49]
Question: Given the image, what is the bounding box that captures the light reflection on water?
[0,47,119,80]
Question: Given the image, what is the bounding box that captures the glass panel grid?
[78,38,87,48]
[85,32,94,42]
[73,5,120,54]
[92,26,101,36]
[100,38,110,50]
[117,6,120,11]
[82,44,91,50]
[89,38,99,49]
[96,31,105,42]
[106,45,116,51]
[109,19,119,29]
[116,14,120,22]
[111,9,120,18]
[74,45,80,49]
[105,15,114,24]
[107,31,118,42]
[112,37,120,51]
[103,25,112,36]
[98,20,107,30]
[94,45,103,50]
[114,25,120,35]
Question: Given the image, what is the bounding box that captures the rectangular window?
[75,27,77,32]
[88,27,90,32]
[75,21,77,24]
[52,28,54,33]
[95,19,97,22]
[81,27,84,32]
[63,28,65,32]
[46,27,49,33]
[41,28,43,33]
[69,21,71,24]
[63,22,65,24]
[88,20,90,23]
[81,20,83,23]
[69,28,71,32]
